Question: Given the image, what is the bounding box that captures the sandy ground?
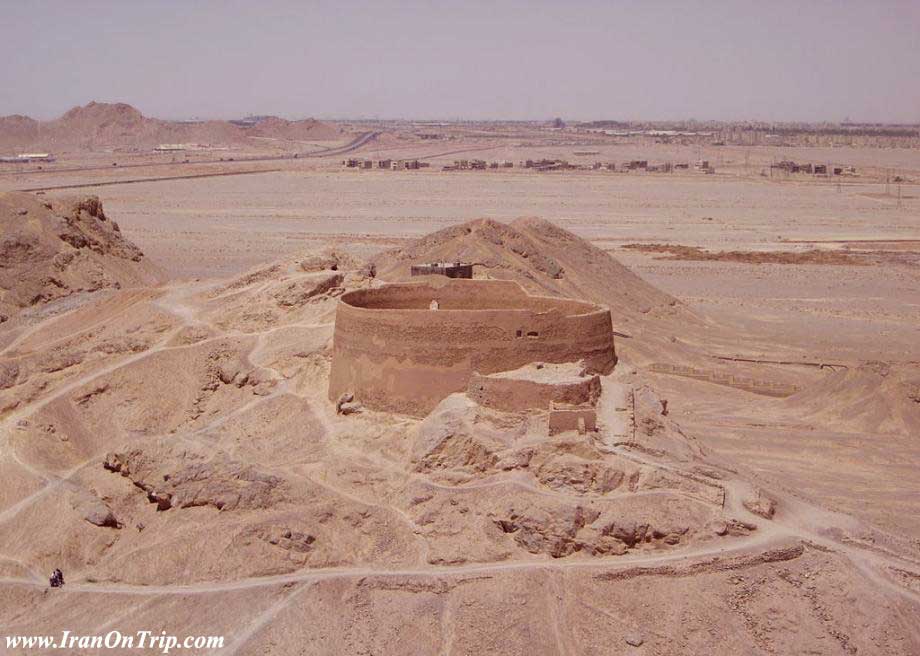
[1,136,919,654]
[8,148,913,362]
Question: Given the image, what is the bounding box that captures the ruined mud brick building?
[409,262,473,278]
[328,279,616,417]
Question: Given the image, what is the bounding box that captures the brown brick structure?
[328,279,616,416]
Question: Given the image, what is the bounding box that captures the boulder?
[69,488,120,528]
[743,489,776,519]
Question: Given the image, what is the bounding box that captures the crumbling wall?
[646,363,797,397]
[329,279,616,416]
[468,372,601,413]
[548,403,598,435]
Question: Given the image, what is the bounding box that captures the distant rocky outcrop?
[0,101,342,151]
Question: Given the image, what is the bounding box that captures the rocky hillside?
[0,192,162,323]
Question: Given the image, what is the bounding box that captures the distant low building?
[623,160,648,171]
[1,153,55,163]
[410,262,474,279]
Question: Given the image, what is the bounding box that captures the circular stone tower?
[328,279,616,416]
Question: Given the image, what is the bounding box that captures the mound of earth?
[0,192,162,323]
[375,217,676,320]
[372,217,727,368]
[246,115,342,142]
[0,101,342,151]
[783,361,920,435]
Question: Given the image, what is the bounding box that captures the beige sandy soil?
[0,136,919,654]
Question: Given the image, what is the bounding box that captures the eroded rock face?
[494,505,598,558]
[272,272,343,307]
[533,454,635,495]
[300,254,339,273]
[103,442,284,512]
[357,262,376,279]
[299,249,360,274]
[412,396,506,473]
[60,197,144,262]
[0,193,160,322]
[632,386,700,460]
[204,349,277,398]
[253,525,316,554]
[491,501,703,558]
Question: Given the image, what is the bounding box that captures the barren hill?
[0,101,342,152]
[0,115,39,147]
[0,192,162,324]
[372,218,743,368]
[375,218,676,316]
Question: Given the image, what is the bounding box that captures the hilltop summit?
[374,217,676,319]
[373,217,702,365]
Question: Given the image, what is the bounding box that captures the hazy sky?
[2,0,919,123]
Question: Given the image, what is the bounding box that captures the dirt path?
[0,533,800,596]
[3,276,919,616]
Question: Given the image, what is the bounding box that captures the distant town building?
[0,153,55,163]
